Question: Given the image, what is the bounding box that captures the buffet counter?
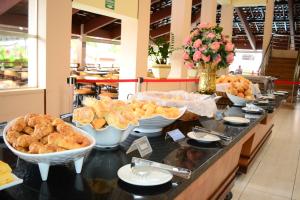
[0,96,284,200]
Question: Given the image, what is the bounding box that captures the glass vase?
[198,63,217,94]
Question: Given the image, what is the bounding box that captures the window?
[0,0,37,90]
[86,40,121,69]
[229,50,263,75]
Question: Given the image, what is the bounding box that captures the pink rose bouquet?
[183,23,235,69]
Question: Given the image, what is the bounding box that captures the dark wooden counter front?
[0,100,283,200]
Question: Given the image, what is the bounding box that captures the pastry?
[11,117,26,132]
[16,135,37,148]
[32,123,54,139]
[6,130,21,145]
[91,118,106,129]
[28,142,44,154]
[23,126,34,135]
[73,107,95,125]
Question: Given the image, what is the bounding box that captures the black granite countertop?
[0,104,272,200]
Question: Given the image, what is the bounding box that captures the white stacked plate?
[117,164,173,186]
[223,116,250,125]
[187,131,220,143]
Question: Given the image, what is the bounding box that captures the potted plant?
[148,34,174,78]
[183,23,235,94]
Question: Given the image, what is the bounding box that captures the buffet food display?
[216,75,255,106]
[6,114,91,153]
[132,91,218,118]
[3,114,95,181]
[73,96,184,142]
[216,75,254,100]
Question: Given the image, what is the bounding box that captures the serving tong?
[131,157,191,179]
[192,126,232,142]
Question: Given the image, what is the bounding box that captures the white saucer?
[117,164,173,186]
[223,116,250,125]
[273,92,285,96]
[0,174,23,191]
[187,131,220,143]
[276,90,288,94]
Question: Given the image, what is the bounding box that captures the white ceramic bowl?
[226,92,252,106]
[3,121,96,181]
[132,107,187,137]
[75,123,137,148]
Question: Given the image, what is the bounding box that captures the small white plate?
[260,95,275,100]
[187,131,220,143]
[223,117,250,125]
[273,92,285,96]
[242,107,262,114]
[276,90,288,94]
[117,164,173,186]
[0,174,23,191]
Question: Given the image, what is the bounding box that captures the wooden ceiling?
[0,0,299,49]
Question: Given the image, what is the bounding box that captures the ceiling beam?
[0,14,27,27]
[287,0,295,49]
[72,8,80,15]
[84,16,117,34]
[83,28,112,39]
[0,0,22,15]
[109,25,121,40]
[235,8,256,50]
[150,24,170,38]
[150,6,171,24]
[151,0,160,4]
[150,0,201,25]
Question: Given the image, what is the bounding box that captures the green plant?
[148,33,175,65]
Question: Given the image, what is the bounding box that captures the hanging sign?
[105,0,115,10]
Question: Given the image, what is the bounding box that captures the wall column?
[218,4,234,76]
[262,0,275,54]
[220,4,234,39]
[38,0,73,116]
[118,0,150,100]
[201,0,217,25]
[169,0,192,78]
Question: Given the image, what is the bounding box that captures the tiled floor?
[232,102,300,200]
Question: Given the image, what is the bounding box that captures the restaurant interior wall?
[0,0,44,122]
[0,0,73,122]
